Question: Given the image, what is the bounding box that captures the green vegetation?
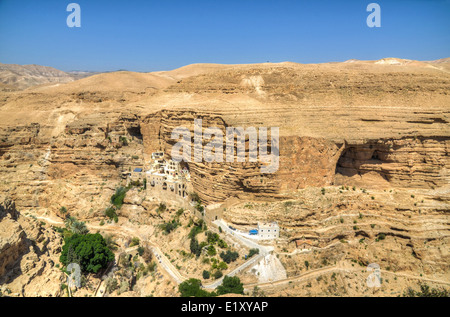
[157,202,167,213]
[217,239,227,249]
[105,278,119,293]
[213,270,223,279]
[403,283,449,297]
[104,206,118,223]
[220,250,239,264]
[159,207,183,234]
[60,206,67,215]
[206,231,220,244]
[178,278,214,297]
[189,235,208,258]
[119,136,128,146]
[190,192,201,204]
[321,188,325,195]
[216,276,244,296]
[195,203,204,214]
[64,216,89,235]
[206,245,217,256]
[60,233,114,274]
[248,248,259,258]
[160,219,181,234]
[111,186,128,209]
[176,208,184,217]
[202,270,210,279]
[188,219,206,239]
[129,237,140,247]
[104,234,118,251]
[218,261,228,270]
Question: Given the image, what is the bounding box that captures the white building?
[146,152,191,199]
[257,222,279,240]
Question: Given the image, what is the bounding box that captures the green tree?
[207,245,217,256]
[60,233,114,274]
[190,237,202,257]
[160,219,181,234]
[216,276,244,296]
[220,250,239,264]
[178,278,213,297]
[70,220,89,235]
[218,261,228,270]
[217,239,227,249]
[213,270,223,279]
[206,231,220,244]
[202,270,210,279]
[105,206,118,221]
[248,248,259,258]
[111,187,128,209]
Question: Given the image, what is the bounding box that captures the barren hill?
[0,63,75,90]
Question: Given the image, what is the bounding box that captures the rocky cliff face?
[0,198,26,278]
[0,196,64,296]
[0,60,449,210]
[140,110,346,203]
[336,137,450,189]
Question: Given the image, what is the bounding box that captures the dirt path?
[32,213,450,295]
[243,263,450,291]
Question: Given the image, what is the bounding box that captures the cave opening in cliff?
[335,144,391,184]
[127,126,143,141]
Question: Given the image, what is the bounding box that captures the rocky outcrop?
[336,137,450,189]
[0,196,64,296]
[0,197,27,278]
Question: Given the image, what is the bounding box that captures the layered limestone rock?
[0,196,64,296]
[0,198,27,278]
[336,137,450,189]
[0,60,448,209]
[222,187,450,277]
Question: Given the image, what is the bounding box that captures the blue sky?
[0,0,449,72]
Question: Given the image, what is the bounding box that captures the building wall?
[258,223,280,240]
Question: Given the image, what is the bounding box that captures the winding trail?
[32,213,450,295]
